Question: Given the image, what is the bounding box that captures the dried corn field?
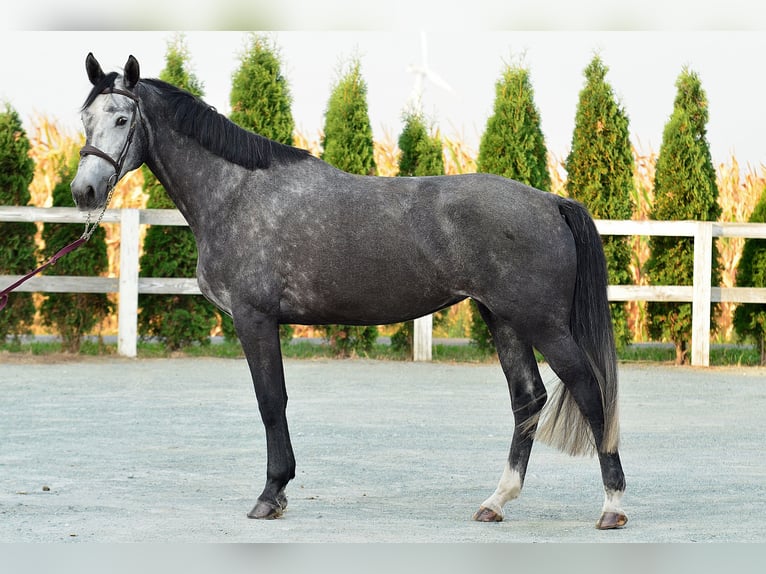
[23,117,766,341]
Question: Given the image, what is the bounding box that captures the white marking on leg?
[601,488,625,515]
[480,462,522,518]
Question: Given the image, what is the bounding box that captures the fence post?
[691,222,713,366]
[413,314,433,361]
[118,209,140,358]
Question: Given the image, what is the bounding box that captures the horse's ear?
[124,55,140,89]
[86,52,105,86]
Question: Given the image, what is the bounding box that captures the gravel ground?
[1,356,764,542]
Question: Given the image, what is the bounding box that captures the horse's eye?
[116,116,128,127]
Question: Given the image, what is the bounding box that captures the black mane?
[83,74,310,170]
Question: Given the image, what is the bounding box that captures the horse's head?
[71,53,146,211]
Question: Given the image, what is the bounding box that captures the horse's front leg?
[233,307,295,519]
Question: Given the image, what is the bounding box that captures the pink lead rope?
[0,186,112,313]
[0,235,89,312]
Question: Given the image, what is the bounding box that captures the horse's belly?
[278,266,459,325]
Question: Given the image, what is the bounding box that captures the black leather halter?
[79,87,141,185]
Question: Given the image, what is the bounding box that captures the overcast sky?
[3,5,766,168]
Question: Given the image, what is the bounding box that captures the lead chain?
[81,176,117,241]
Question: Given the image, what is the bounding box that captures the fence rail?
[2,206,766,365]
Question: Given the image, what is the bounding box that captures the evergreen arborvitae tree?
[0,104,37,342]
[40,154,112,352]
[477,65,551,190]
[470,64,552,352]
[564,55,635,349]
[398,111,445,177]
[391,111,446,353]
[321,59,377,176]
[319,58,378,355]
[138,35,217,350]
[733,185,766,365]
[230,34,295,145]
[227,34,296,345]
[645,68,721,365]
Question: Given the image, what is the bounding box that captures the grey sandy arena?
[1,356,764,542]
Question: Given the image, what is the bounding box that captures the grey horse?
[71,54,626,529]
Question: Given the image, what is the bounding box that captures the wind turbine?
[406,31,455,115]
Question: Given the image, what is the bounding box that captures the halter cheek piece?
[79,87,141,189]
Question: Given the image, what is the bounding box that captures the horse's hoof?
[247,498,285,520]
[596,512,628,530]
[472,506,503,522]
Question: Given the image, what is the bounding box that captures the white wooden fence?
[2,206,766,366]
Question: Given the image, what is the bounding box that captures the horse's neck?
[142,114,220,231]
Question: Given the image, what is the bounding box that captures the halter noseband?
[79,87,141,187]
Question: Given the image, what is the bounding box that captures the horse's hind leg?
[472,307,547,522]
[535,334,627,529]
[233,307,295,519]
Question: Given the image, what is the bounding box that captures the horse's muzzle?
[71,182,100,211]
[71,170,108,212]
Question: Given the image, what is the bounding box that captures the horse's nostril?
[86,185,95,202]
